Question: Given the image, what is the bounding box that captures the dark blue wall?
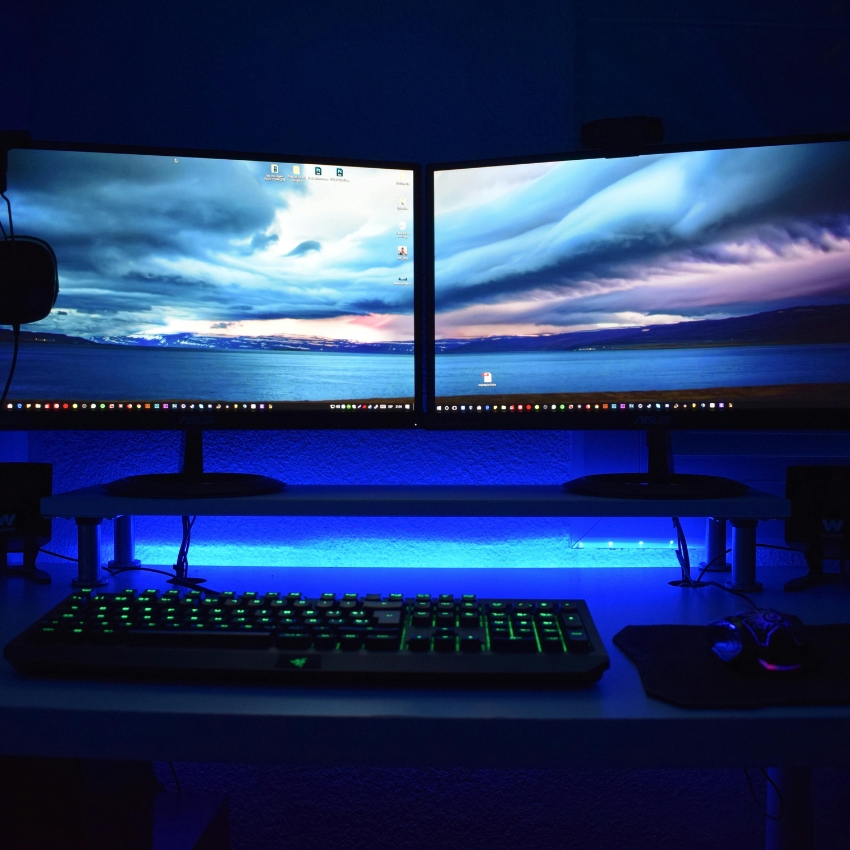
[4,0,850,846]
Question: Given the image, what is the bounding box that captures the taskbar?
[4,400,415,413]
[436,400,732,413]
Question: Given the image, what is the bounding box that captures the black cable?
[104,564,216,592]
[1,192,13,240]
[761,768,785,821]
[1,323,21,406]
[743,768,784,821]
[39,548,78,563]
[672,517,693,583]
[702,580,758,609]
[756,544,796,552]
[570,517,604,549]
[697,548,732,582]
[670,521,757,607]
[0,217,6,239]
[174,515,197,579]
[169,762,182,794]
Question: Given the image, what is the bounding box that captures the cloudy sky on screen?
[7,150,414,343]
[433,141,850,339]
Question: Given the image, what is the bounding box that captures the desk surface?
[0,562,846,769]
[41,484,791,519]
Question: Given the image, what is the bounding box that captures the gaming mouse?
[710,608,807,672]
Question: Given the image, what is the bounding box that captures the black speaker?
[0,237,59,325]
[784,465,850,591]
[580,116,664,152]
[0,462,53,584]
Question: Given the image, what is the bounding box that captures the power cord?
[670,519,757,608]
[41,541,217,592]
[174,515,199,580]
[1,191,13,240]
[1,190,20,406]
[1,323,21,406]
[743,768,784,821]
[39,547,78,563]
[168,762,182,794]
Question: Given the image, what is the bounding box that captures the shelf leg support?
[109,515,141,569]
[72,518,108,588]
[765,767,812,850]
[726,518,762,592]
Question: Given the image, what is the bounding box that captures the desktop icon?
[336,167,344,177]
[270,164,279,173]
[481,372,492,383]
[398,196,407,209]
[293,165,301,175]
[399,221,406,231]
[315,166,322,175]
[397,245,408,259]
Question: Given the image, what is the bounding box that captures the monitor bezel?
[426,130,850,431]
[1,139,422,431]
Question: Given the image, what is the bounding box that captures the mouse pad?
[614,624,850,709]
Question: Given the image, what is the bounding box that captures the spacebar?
[126,630,274,648]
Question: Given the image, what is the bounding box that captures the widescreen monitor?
[428,133,850,437]
[0,142,419,495]
[2,142,419,429]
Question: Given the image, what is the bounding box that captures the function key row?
[67,590,578,612]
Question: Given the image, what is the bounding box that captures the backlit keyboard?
[4,589,609,687]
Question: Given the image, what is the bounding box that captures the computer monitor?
[428,133,850,496]
[1,142,420,496]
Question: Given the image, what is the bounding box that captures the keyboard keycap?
[128,630,274,649]
[459,634,482,653]
[406,633,431,652]
[565,629,591,652]
[491,636,537,654]
[277,633,312,651]
[365,633,400,652]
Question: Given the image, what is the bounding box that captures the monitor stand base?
[564,472,749,500]
[563,429,749,500]
[103,472,285,499]
[102,429,285,499]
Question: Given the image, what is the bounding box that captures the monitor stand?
[564,429,749,499]
[102,429,285,499]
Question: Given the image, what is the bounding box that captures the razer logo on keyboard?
[276,654,321,670]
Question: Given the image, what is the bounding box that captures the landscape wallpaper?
[433,140,850,406]
[4,149,415,404]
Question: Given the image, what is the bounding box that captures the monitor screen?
[429,134,850,429]
[2,143,419,429]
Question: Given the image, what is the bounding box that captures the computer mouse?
[710,608,807,672]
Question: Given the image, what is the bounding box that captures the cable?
[702,580,758,609]
[168,762,182,794]
[672,516,693,583]
[697,548,732,582]
[757,544,796,552]
[743,768,784,821]
[1,192,13,240]
[39,548,78,563]
[0,217,6,239]
[174,515,197,579]
[104,564,217,592]
[670,521,757,607]
[1,323,21,406]
[570,517,604,549]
